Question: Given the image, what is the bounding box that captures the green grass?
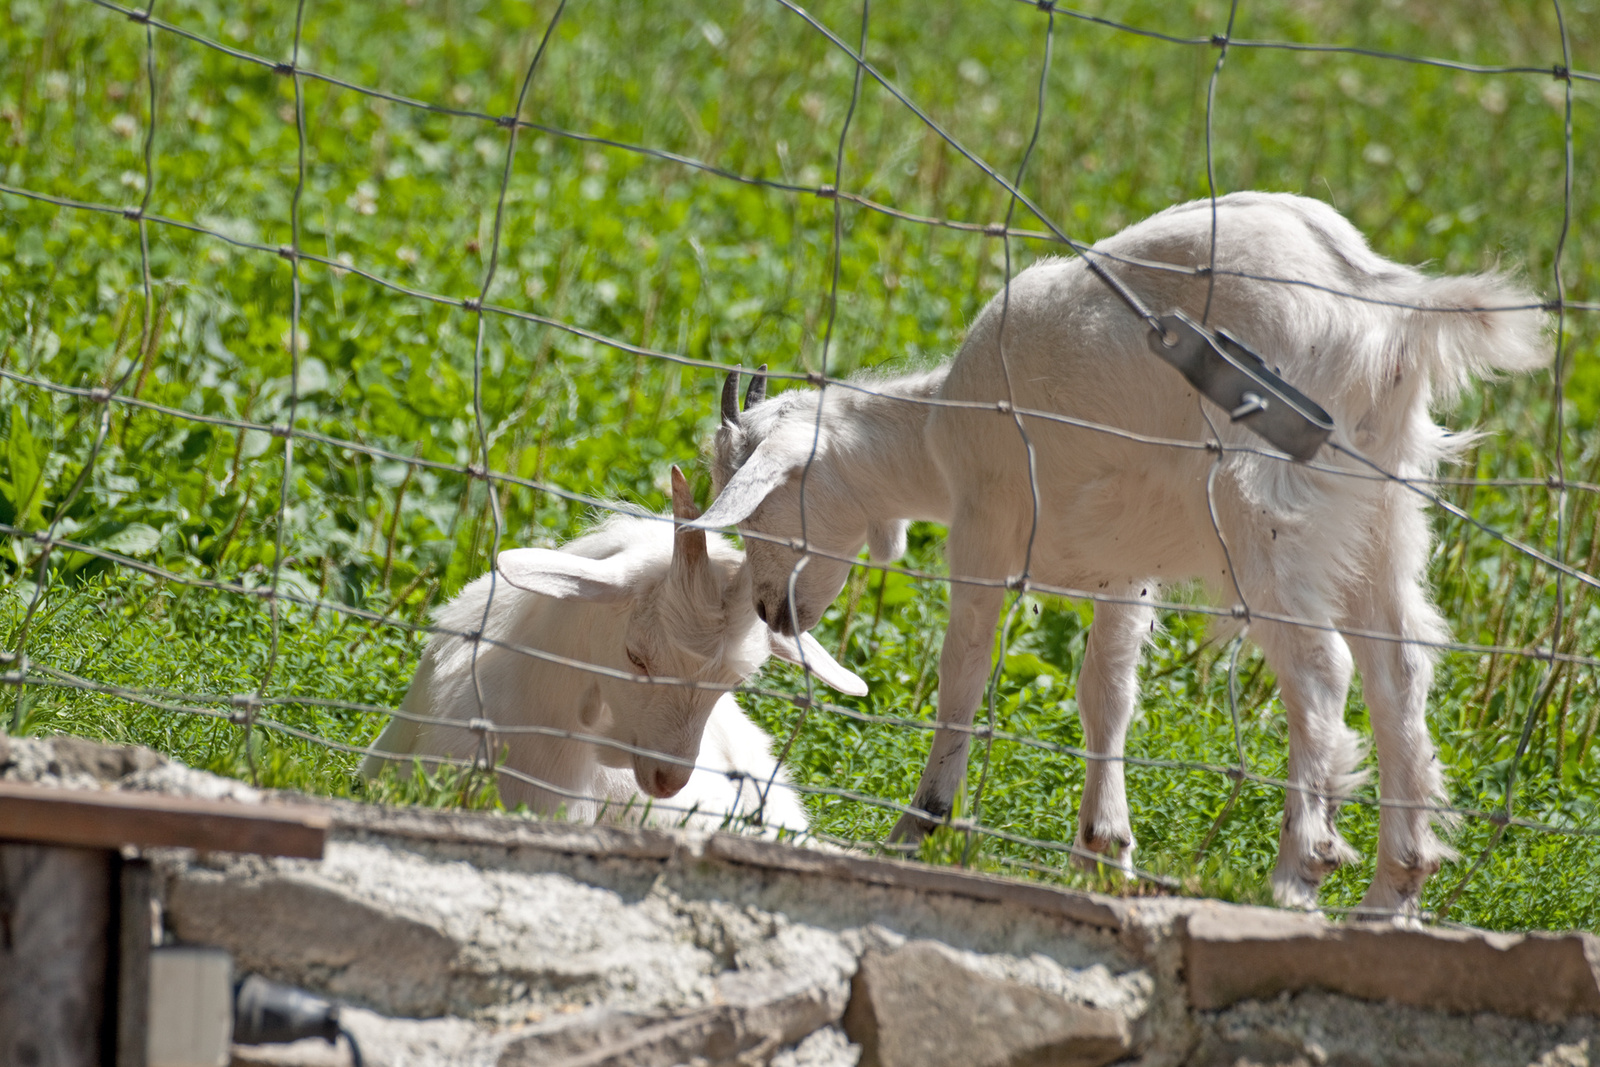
[2,0,1598,930]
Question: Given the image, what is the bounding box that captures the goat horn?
[743,364,768,409]
[720,371,741,425]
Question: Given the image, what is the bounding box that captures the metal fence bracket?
[1146,311,1334,462]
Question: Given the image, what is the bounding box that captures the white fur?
[361,511,862,835]
[704,192,1549,913]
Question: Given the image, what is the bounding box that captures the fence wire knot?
[1552,64,1570,81]
[815,184,837,199]
[984,222,1008,237]
[466,464,488,480]
[0,649,27,685]
[126,7,150,23]
[1230,603,1250,619]
[467,717,494,735]
[227,693,261,724]
[122,207,142,221]
[1008,575,1030,593]
[462,297,482,312]
[1210,33,1229,47]
[269,423,291,438]
[1224,766,1245,780]
[272,61,296,76]
[495,114,517,129]
[276,244,297,261]
[87,386,112,403]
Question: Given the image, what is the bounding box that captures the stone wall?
[4,736,1598,1067]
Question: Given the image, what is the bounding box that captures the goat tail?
[1400,270,1551,405]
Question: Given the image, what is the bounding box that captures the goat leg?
[1072,595,1154,873]
[889,581,1006,845]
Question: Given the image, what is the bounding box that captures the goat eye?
[627,650,649,674]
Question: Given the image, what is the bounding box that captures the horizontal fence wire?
[0,0,1594,926]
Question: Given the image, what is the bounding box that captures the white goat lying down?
[361,468,866,835]
[701,192,1548,913]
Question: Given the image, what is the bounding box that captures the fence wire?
[0,0,1594,926]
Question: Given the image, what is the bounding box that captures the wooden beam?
[0,783,330,859]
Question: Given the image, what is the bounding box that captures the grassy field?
[1,0,1597,930]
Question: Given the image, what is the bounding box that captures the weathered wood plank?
[115,858,154,1067]
[0,782,329,859]
[0,844,113,1067]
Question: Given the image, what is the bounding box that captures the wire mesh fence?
[0,0,1595,928]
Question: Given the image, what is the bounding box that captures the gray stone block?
[1183,904,1600,1022]
[842,942,1132,1067]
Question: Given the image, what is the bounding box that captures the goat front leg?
[888,579,1007,845]
[1072,593,1154,873]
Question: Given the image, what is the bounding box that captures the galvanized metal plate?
[1145,311,1334,462]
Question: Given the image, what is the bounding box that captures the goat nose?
[770,596,796,636]
[652,766,689,798]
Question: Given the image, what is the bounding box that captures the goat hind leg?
[1252,616,1364,909]
[1072,594,1154,873]
[1346,584,1454,918]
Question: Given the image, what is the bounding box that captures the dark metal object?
[233,973,342,1045]
[1146,311,1334,462]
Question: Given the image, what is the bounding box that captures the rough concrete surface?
[4,736,1599,1066]
[1192,991,1600,1067]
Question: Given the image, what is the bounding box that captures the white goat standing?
[701,192,1548,913]
[361,467,866,834]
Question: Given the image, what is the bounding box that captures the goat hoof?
[1306,838,1356,877]
[1270,869,1324,911]
[887,812,933,847]
[1072,828,1135,874]
[1361,855,1440,920]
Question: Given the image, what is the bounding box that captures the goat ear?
[867,520,908,563]
[495,548,634,603]
[670,465,708,570]
[768,630,869,696]
[696,440,801,528]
